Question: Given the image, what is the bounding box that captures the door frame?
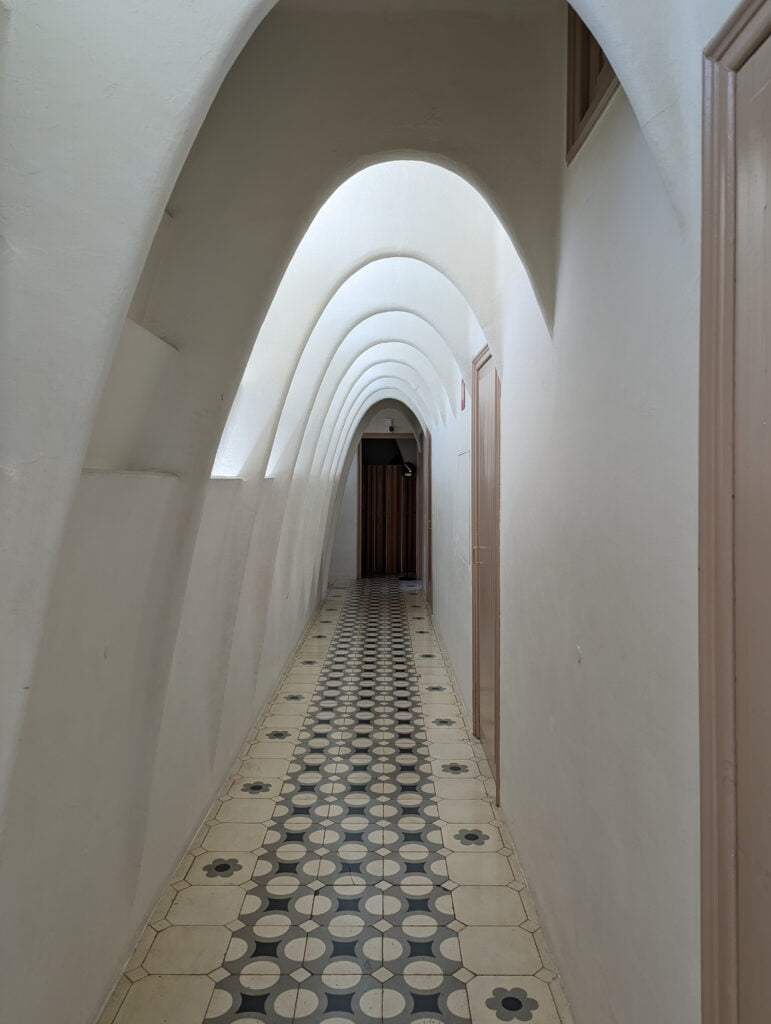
[471,346,501,804]
[357,432,422,580]
[425,430,433,609]
[700,4,771,1021]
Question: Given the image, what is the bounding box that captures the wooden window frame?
[566,7,620,163]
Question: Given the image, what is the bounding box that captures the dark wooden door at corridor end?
[359,437,418,578]
[472,347,501,804]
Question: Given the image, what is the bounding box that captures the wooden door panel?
[476,359,498,764]
[360,463,417,577]
[472,349,500,800]
[426,432,433,608]
[735,35,771,1021]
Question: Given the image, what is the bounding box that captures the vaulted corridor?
[6,2,764,1024]
[101,579,568,1024]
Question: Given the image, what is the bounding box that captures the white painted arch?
[2,0,735,837]
[217,247,495,479]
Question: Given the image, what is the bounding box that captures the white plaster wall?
[0,470,184,1024]
[85,319,178,470]
[329,458,358,579]
[0,146,486,1024]
[362,406,417,436]
[0,466,314,1024]
[0,0,282,851]
[138,479,255,905]
[492,93,701,1024]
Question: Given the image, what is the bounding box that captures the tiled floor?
[99,578,572,1024]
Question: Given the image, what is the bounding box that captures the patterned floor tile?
[466,975,561,1023]
[102,579,571,1024]
[114,976,215,1024]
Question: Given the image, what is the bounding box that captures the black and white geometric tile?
[100,578,572,1024]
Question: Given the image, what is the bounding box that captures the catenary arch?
[206,159,504,787]
[294,373,438,590]
[279,371,436,591]
[295,388,432,601]
[273,340,453,482]
[133,145,543,480]
[0,6,734,1024]
[320,382,434,567]
[4,0,732,831]
[265,324,457,480]
[257,258,476,470]
[317,396,427,587]
[317,370,438,482]
[324,392,428,553]
[123,0,712,475]
[254,379,432,672]
[103,0,719,489]
[216,246,494,480]
[257,365,436,574]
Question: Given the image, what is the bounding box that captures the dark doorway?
[359,435,418,578]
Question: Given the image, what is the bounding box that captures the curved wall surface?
[0,2,748,1022]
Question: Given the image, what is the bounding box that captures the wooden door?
[425,431,433,608]
[734,34,771,1022]
[472,348,500,801]
[360,463,417,577]
[701,10,771,1021]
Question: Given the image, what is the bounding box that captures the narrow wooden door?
[472,348,500,801]
[425,431,433,608]
[360,463,417,577]
[734,34,771,1021]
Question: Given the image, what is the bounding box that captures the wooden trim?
[356,441,362,579]
[471,347,501,805]
[708,0,771,65]
[361,433,416,440]
[425,430,433,610]
[472,376,481,742]
[700,50,738,1024]
[416,444,424,587]
[700,4,771,1020]
[493,368,500,806]
[566,7,620,163]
